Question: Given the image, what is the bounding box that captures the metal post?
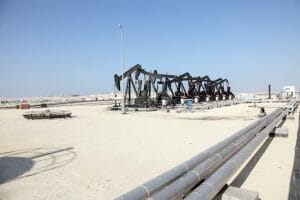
[268,84,271,99]
[119,24,126,114]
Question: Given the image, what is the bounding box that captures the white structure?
[283,86,296,97]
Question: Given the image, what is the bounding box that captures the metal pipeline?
[287,101,298,114]
[115,130,251,200]
[148,108,283,200]
[184,108,289,200]
[115,108,283,200]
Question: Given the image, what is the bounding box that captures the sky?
[0,0,299,98]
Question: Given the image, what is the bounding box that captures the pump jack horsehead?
[114,64,234,108]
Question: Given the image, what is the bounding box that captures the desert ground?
[0,102,298,199]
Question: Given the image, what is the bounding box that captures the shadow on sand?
[230,136,274,187]
[213,118,288,200]
[0,147,76,184]
[228,116,288,188]
[289,112,300,200]
[0,157,34,184]
[213,136,274,200]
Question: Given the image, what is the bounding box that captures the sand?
[0,103,297,199]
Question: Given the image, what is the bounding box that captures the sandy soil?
[0,103,296,199]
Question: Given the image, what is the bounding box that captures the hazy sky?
[0,0,299,98]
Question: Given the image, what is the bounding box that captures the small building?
[16,103,30,109]
[16,99,30,109]
[283,86,296,97]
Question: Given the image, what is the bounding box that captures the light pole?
[119,24,126,114]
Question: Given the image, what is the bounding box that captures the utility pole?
[119,24,126,114]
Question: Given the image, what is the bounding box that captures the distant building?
[283,86,296,98]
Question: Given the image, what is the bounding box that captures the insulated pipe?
[287,101,297,114]
[115,109,282,200]
[114,133,246,200]
[149,132,254,200]
[115,121,261,199]
[185,108,289,200]
[148,109,283,200]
